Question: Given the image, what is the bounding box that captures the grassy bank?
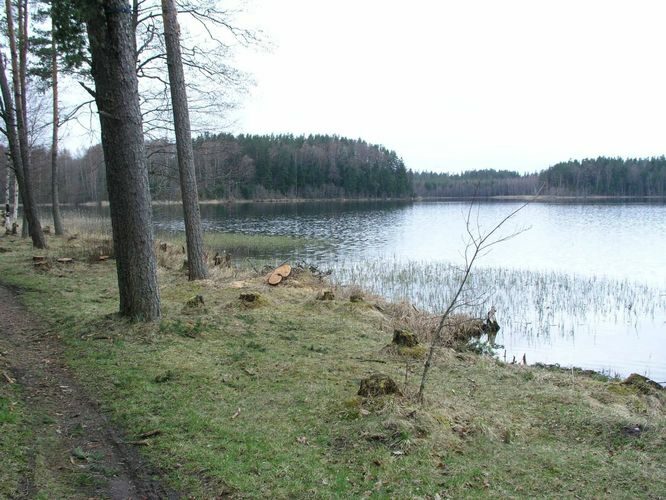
[0,232,664,498]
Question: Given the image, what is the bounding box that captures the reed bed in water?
[51,212,309,259]
[332,259,666,341]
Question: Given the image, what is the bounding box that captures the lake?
[89,200,666,382]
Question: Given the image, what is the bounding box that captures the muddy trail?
[0,285,178,499]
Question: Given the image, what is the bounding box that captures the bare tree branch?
[417,186,543,403]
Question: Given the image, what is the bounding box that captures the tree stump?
[358,373,402,397]
[238,292,261,303]
[623,373,664,395]
[392,329,418,347]
[185,295,205,308]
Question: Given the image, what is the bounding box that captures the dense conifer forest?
[411,169,539,197]
[2,139,666,204]
[538,157,666,197]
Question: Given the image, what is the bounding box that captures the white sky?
[224,0,666,173]
[60,0,666,174]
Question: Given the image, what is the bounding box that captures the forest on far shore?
[2,135,666,205]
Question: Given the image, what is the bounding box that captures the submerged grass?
[333,259,666,373]
[0,232,664,498]
[157,231,312,259]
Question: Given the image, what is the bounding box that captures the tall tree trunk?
[3,166,11,232]
[51,19,64,235]
[2,0,46,248]
[161,0,207,280]
[84,0,160,321]
[12,176,18,220]
[3,165,9,211]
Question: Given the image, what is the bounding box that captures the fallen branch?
[125,439,151,446]
[353,357,387,364]
[2,370,16,384]
[138,429,162,439]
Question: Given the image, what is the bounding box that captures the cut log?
[98,255,110,261]
[56,258,74,264]
[267,263,292,286]
[268,273,283,285]
[32,255,47,262]
[274,263,291,278]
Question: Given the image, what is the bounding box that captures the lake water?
[92,200,666,382]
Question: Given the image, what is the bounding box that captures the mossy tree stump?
[392,329,418,347]
[358,373,402,397]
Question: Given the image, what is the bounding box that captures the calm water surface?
[96,201,666,381]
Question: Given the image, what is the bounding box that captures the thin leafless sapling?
[417,191,541,403]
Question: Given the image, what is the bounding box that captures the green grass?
[0,232,664,498]
[0,386,31,498]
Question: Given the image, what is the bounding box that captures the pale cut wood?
[268,273,283,285]
[274,264,292,278]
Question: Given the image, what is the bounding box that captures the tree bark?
[50,18,64,236]
[2,0,46,248]
[161,0,208,280]
[84,0,160,320]
[12,176,18,221]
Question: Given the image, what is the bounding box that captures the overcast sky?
[58,0,666,174]
[221,0,666,173]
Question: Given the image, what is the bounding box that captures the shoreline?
[53,194,666,208]
[1,232,664,497]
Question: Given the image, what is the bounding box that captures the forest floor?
[0,231,665,498]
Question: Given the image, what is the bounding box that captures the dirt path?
[0,285,178,499]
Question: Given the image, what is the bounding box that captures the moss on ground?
[0,232,664,498]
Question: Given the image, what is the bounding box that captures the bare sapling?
[417,191,541,403]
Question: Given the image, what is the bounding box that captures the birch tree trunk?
[161,0,208,280]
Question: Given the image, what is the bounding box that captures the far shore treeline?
[2,134,666,205]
